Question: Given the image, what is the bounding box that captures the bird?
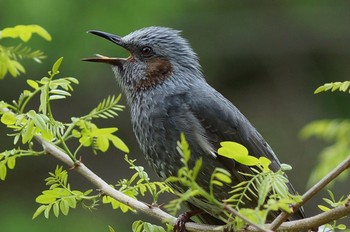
[83,26,305,229]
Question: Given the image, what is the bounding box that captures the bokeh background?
[1,1,350,231]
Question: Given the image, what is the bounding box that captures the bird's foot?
[173,210,202,232]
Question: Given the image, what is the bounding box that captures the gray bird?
[83,26,305,227]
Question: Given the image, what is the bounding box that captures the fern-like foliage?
[84,94,125,120]
[314,81,350,94]
[4,44,46,62]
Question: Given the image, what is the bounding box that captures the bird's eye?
[141,46,153,57]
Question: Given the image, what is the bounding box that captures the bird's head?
[83,27,202,97]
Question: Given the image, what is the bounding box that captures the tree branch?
[35,136,350,232]
[269,154,350,230]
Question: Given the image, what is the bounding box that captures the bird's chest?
[130,95,184,179]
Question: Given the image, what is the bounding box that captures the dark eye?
[141,46,153,57]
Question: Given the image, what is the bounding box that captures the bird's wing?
[187,89,305,219]
[188,90,281,172]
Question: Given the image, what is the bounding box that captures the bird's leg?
[173,210,203,232]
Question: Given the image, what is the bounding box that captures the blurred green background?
[1,1,350,231]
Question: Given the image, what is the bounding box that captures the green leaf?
[109,135,129,153]
[280,163,292,171]
[337,224,347,230]
[215,173,231,183]
[49,95,66,100]
[218,142,260,166]
[21,120,35,144]
[27,79,39,89]
[318,205,330,212]
[143,222,166,232]
[32,205,47,219]
[132,220,143,232]
[218,142,259,166]
[44,204,51,219]
[108,225,116,232]
[53,202,60,217]
[96,135,110,152]
[212,180,224,186]
[65,197,77,208]
[7,156,16,169]
[71,129,81,138]
[12,60,25,74]
[272,176,289,198]
[32,25,52,41]
[1,25,51,42]
[52,57,63,74]
[1,112,16,125]
[35,194,56,204]
[259,157,271,172]
[39,89,47,115]
[49,89,71,96]
[0,163,7,180]
[60,199,69,215]
[90,127,118,136]
[66,77,79,84]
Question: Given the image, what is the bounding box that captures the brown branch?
[269,154,350,230]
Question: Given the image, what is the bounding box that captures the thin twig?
[269,154,350,230]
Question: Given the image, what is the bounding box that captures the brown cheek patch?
[134,57,173,91]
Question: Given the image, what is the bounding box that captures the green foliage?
[0,24,50,79]
[314,81,350,94]
[218,141,271,172]
[120,155,173,204]
[72,120,129,155]
[165,133,207,216]
[103,155,173,214]
[84,94,124,120]
[0,149,42,180]
[0,57,129,181]
[166,136,301,229]
[218,142,301,227]
[317,190,348,231]
[301,81,350,187]
[132,220,166,232]
[33,166,97,219]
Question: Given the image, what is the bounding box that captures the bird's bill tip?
[87,29,122,45]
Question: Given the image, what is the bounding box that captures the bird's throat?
[134,57,173,91]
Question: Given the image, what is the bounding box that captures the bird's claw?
[173,210,202,232]
[173,213,189,232]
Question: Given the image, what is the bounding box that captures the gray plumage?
[84,26,305,224]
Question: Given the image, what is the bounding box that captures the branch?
[35,136,221,232]
[35,136,350,232]
[269,154,350,230]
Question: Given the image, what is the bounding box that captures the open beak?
[82,30,129,66]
